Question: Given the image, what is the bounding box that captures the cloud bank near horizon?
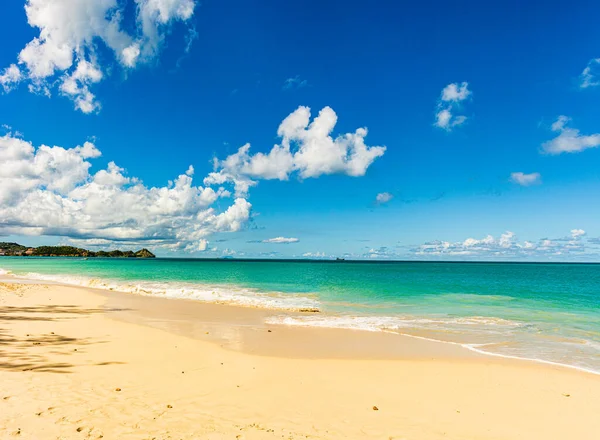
[0,105,384,252]
[412,229,596,259]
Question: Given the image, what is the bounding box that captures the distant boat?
[336,257,345,261]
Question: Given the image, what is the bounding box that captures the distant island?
[0,242,156,258]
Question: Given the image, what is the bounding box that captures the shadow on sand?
[0,304,128,373]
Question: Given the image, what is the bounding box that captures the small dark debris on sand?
[372,406,379,411]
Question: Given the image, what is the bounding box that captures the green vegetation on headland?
[0,242,155,258]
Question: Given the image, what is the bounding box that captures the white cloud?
[121,43,141,68]
[185,238,208,252]
[580,58,600,88]
[510,172,541,186]
[262,237,299,244]
[542,116,600,155]
[204,106,386,196]
[2,0,197,112]
[550,115,570,132]
[440,82,471,102]
[0,131,248,251]
[375,192,393,204]
[414,230,591,259]
[135,0,195,57]
[302,251,325,258]
[1,105,382,252]
[0,64,23,92]
[283,75,308,90]
[59,59,103,114]
[363,246,399,260]
[434,82,471,131]
[435,110,467,131]
[434,108,451,129]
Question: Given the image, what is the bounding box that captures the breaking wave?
[10,271,321,312]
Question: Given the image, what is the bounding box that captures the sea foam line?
[266,315,600,376]
[387,332,600,376]
[9,270,321,312]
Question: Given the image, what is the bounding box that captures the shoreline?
[2,273,599,375]
[1,280,600,439]
[2,274,482,362]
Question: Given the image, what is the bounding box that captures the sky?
[1,0,600,261]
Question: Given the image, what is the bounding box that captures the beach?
[1,279,599,440]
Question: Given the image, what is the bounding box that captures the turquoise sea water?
[1,258,599,373]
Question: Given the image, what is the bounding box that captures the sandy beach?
[1,279,599,440]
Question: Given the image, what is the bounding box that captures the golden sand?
[1,281,599,439]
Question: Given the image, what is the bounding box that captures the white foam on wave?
[266,314,600,375]
[0,268,11,276]
[265,314,525,332]
[16,271,321,312]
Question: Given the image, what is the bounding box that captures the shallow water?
[1,258,599,373]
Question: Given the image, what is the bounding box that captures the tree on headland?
[0,243,27,256]
[0,243,155,258]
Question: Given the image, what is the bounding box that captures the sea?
[1,258,599,374]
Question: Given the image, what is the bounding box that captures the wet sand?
[97,285,483,360]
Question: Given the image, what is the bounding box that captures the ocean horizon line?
[3,255,600,265]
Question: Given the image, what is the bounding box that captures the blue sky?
[1,0,600,260]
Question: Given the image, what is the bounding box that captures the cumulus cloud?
[434,82,471,131]
[375,192,393,204]
[1,0,197,112]
[0,64,23,92]
[440,82,472,102]
[413,230,592,259]
[0,130,248,251]
[542,116,600,155]
[262,237,299,244]
[1,105,383,252]
[204,106,386,197]
[580,58,600,88]
[510,172,541,186]
[59,60,103,114]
